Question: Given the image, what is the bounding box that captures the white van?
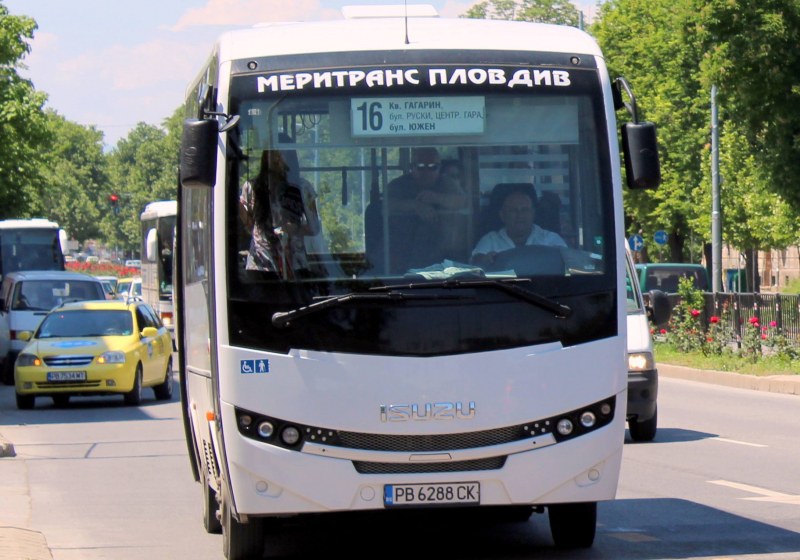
[0,270,105,384]
[625,248,670,442]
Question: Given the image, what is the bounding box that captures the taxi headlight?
[98,351,126,364]
[16,353,42,367]
[628,352,654,372]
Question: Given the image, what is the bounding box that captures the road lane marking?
[710,480,800,504]
[711,437,767,448]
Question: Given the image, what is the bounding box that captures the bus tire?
[629,406,657,442]
[123,365,143,406]
[153,358,174,401]
[202,469,222,534]
[548,501,596,549]
[221,488,263,560]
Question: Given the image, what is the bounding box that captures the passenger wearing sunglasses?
[385,147,467,270]
[387,147,466,221]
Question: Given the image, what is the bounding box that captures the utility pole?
[711,85,722,293]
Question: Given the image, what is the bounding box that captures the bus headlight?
[556,419,574,436]
[281,426,301,446]
[16,353,41,367]
[628,352,654,372]
[257,421,274,438]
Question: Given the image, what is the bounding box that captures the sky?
[4,0,598,150]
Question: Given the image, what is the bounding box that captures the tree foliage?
[463,0,580,26]
[38,110,108,243]
[0,4,48,217]
[698,0,800,212]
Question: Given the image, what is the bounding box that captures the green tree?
[463,0,580,26]
[698,0,800,213]
[104,113,180,255]
[37,110,108,245]
[592,0,710,262]
[0,4,48,217]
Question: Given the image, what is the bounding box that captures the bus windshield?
[0,228,65,275]
[223,57,615,355]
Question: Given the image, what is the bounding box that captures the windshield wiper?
[271,290,468,328]
[373,278,572,318]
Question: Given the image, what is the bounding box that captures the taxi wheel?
[153,358,173,401]
[124,364,143,406]
[16,393,34,410]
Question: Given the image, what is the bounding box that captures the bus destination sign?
[351,96,485,137]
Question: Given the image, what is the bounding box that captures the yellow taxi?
[14,300,173,409]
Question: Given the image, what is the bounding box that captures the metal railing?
[666,292,800,342]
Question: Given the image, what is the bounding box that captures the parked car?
[115,277,142,301]
[13,299,173,409]
[124,259,141,269]
[635,262,709,294]
[0,271,106,384]
[100,280,116,300]
[626,250,671,442]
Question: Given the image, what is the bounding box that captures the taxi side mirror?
[140,327,159,338]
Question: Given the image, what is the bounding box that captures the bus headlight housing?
[628,351,654,372]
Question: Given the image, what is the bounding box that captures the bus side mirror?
[145,228,158,262]
[180,119,218,189]
[621,121,661,190]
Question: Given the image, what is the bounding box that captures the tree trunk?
[744,247,760,293]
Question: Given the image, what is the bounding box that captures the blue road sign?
[654,230,668,245]
[628,234,644,252]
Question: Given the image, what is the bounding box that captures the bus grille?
[338,427,520,452]
[354,457,505,474]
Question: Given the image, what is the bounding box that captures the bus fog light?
[580,411,596,428]
[599,403,612,416]
[239,414,253,428]
[281,426,301,445]
[257,421,274,438]
[556,419,574,435]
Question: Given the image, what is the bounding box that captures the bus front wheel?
[548,501,597,549]
[221,487,263,560]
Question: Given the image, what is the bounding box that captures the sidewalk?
[659,363,800,395]
[0,365,797,559]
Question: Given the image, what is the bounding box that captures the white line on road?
[711,437,767,448]
[710,480,800,504]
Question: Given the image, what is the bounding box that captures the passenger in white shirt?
[472,188,566,267]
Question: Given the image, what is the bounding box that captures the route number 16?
[355,101,383,131]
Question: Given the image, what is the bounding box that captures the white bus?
[177,9,660,559]
[0,219,68,279]
[141,201,177,337]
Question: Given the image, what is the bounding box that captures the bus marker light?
[257,421,274,438]
[580,412,597,428]
[206,411,215,421]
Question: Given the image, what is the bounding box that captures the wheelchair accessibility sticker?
[240,359,269,374]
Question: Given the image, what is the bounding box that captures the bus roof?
[0,219,60,230]
[214,16,602,63]
[140,200,177,220]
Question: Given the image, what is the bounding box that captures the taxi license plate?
[47,371,87,382]
[384,482,480,508]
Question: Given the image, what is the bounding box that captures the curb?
[658,363,800,396]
